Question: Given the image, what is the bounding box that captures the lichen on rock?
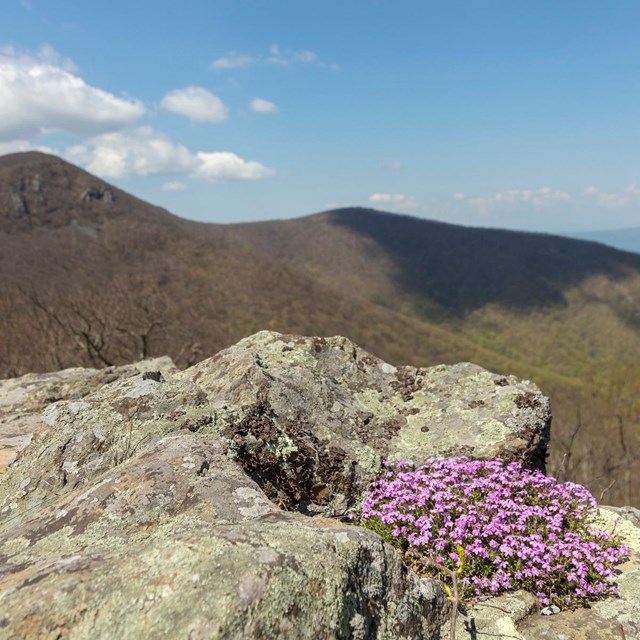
[0,330,600,640]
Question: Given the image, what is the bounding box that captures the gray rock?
[0,331,550,523]
[0,331,554,639]
[441,590,539,640]
[0,434,449,639]
[80,187,114,204]
[0,356,177,477]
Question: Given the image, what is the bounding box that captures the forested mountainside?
[2,151,640,506]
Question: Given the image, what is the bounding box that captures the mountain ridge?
[0,151,190,234]
[226,206,640,315]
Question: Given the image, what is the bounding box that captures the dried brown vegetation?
[1,151,639,506]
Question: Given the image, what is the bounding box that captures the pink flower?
[360,456,628,610]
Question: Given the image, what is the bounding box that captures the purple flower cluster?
[361,457,628,608]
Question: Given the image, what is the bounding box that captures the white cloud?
[35,44,78,72]
[584,184,640,209]
[0,47,276,187]
[66,127,196,178]
[211,52,254,70]
[0,46,144,141]
[212,45,319,70]
[296,51,318,63]
[266,45,317,66]
[0,139,56,155]
[388,160,401,170]
[442,184,640,230]
[463,187,570,214]
[250,98,278,114]
[161,86,228,123]
[195,151,275,182]
[368,193,418,210]
[66,126,275,183]
[162,181,187,191]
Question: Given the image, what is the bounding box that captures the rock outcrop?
[0,331,634,639]
[0,356,177,476]
[0,331,551,525]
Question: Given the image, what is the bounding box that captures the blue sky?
[2,0,640,232]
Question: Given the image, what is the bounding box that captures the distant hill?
[568,227,640,255]
[228,208,640,313]
[2,151,640,506]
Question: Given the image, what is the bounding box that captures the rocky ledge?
[0,331,637,639]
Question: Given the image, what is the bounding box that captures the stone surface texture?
[0,330,633,639]
[0,357,176,476]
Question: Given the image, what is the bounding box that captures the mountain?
[1,151,640,506]
[227,207,640,313]
[568,227,640,255]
